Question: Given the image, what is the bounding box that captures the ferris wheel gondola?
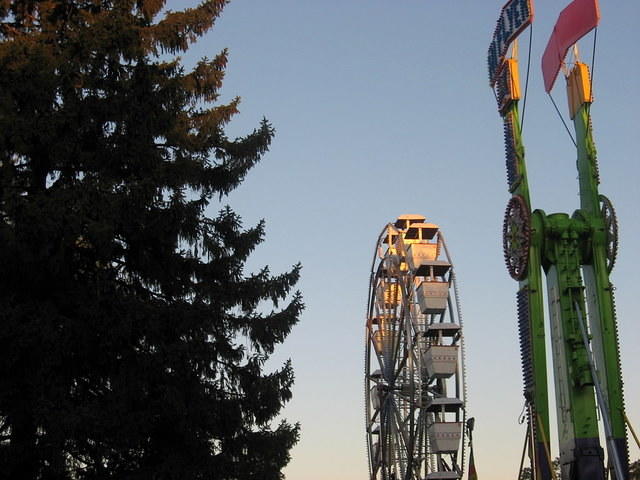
[365,215,469,480]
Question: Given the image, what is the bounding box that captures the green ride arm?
[570,64,629,476]
[499,62,552,480]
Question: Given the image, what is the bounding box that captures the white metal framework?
[365,215,468,480]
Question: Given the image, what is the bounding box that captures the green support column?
[573,88,629,479]
[528,209,552,479]
[503,90,552,480]
[544,214,605,480]
[573,104,600,215]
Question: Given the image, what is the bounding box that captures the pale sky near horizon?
[170,1,640,479]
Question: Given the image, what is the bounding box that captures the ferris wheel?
[365,214,469,480]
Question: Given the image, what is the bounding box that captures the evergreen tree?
[0,0,302,478]
[519,457,561,480]
[519,466,532,480]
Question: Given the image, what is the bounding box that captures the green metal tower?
[488,1,629,479]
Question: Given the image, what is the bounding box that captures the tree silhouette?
[519,466,533,480]
[0,0,302,478]
[519,457,561,480]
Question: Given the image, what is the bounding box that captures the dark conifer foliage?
[0,0,302,478]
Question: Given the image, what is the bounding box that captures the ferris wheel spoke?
[389,399,412,448]
[387,410,411,479]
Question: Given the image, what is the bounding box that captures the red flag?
[541,0,600,92]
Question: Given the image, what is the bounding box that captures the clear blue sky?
[170,1,640,478]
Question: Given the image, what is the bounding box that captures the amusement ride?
[364,0,637,479]
[365,215,469,480]
[491,0,632,478]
